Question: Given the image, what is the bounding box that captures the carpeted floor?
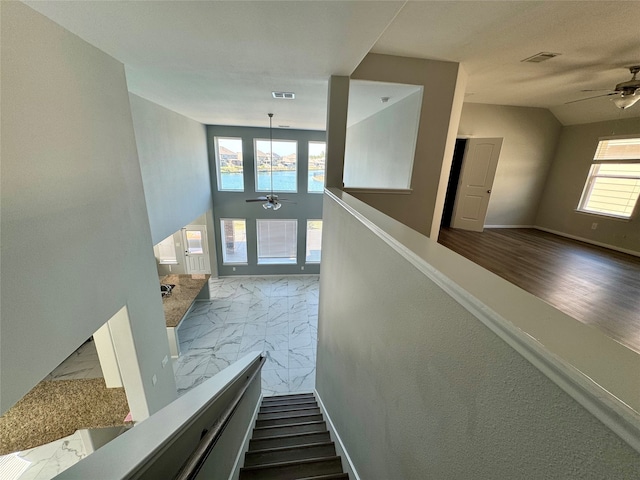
[0,378,130,455]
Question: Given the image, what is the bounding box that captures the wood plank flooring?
[438,227,640,353]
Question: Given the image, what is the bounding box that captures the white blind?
[257,220,297,263]
[593,137,640,162]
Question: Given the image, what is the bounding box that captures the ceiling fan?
[246,113,291,210]
[566,65,640,109]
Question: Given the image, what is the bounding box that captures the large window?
[215,137,244,191]
[308,141,326,193]
[306,220,323,263]
[578,137,640,219]
[255,139,297,192]
[257,219,297,264]
[220,219,247,264]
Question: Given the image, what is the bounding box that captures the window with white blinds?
[257,220,297,264]
[578,137,640,219]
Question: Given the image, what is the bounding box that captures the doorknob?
[487,189,492,194]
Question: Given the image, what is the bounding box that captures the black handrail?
[174,355,266,480]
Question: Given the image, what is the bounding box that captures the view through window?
[215,137,244,191]
[306,220,323,263]
[578,137,640,218]
[220,219,247,264]
[308,141,326,193]
[255,139,297,192]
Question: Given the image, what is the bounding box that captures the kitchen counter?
[160,274,211,328]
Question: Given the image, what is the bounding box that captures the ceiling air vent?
[521,52,561,63]
[272,91,295,99]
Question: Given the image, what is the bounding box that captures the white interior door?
[182,225,211,274]
[451,138,503,232]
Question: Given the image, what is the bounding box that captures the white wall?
[129,94,212,245]
[344,90,422,189]
[457,103,562,227]
[0,2,176,414]
[316,190,640,479]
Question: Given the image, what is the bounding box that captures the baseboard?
[228,393,263,480]
[314,390,361,480]
[534,226,640,258]
[483,224,534,229]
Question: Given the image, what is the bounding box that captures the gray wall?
[129,94,212,246]
[458,103,562,227]
[316,193,640,479]
[535,116,640,253]
[1,2,176,413]
[344,90,422,189]
[348,53,467,238]
[207,125,325,276]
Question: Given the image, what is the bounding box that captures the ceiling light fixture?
[613,91,640,109]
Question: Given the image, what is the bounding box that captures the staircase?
[239,393,349,480]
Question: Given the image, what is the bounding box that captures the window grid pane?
[255,139,297,192]
[215,137,244,191]
[220,219,247,264]
[257,220,297,264]
[306,220,323,263]
[594,138,640,161]
[308,141,326,193]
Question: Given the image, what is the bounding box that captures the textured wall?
[316,193,640,479]
[1,3,176,414]
[129,94,212,245]
[457,103,562,227]
[535,116,640,253]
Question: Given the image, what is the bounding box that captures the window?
[306,220,323,263]
[308,141,326,193]
[155,234,177,264]
[578,137,640,219]
[255,139,297,192]
[220,219,247,264]
[257,220,297,264]
[215,137,244,191]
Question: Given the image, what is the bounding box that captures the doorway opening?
[441,138,467,228]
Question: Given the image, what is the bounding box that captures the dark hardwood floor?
[438,227,640,353]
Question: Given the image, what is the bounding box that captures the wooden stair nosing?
[239,455,343,473]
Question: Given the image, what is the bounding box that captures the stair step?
[249,431,331,451]
[244,442,336,467]
[252,421,327,439]
[258,407,321,421]
[297,475,349,480]
[256,413,324,428]
[262,393,315,403]
[239,456,343,480]
[261,395,316,408]
[260,402,318,414]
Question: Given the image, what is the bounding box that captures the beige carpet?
[0,378,130,455]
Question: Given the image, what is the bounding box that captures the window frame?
[214,137,244,192]
[577,136,640,220]
[254,138,298,193]
[305,219,323,264]
[219,218,248,265]
[307,141,326,193]
[256,219,298,265]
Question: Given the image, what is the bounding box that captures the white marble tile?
[204,352,239,377]
[174,353,210,377]
[187,329,221,350]
[243,323,267,337]
[261,369,289,395]
[289,331,313,350]
[288,296,307,314]
[32,434,85,479]
[263,350,289,371]
[271,283,289,297]
[239,336,265,355]
[176,375,208,396]
[289,320,311,336]
[264,334,289,351]
[289,367,315,393]
[225,310,250,324]
[247,309,269,323]
[266,321,289,336]
[288,348,315,369]
[267,297,288,311]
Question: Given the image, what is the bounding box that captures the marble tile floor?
[173,275,319,397]
[43,339,103,382]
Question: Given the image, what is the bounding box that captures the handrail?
[174,354,266,480]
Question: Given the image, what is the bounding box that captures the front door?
[451,138,503,232]
[182,225,211,274]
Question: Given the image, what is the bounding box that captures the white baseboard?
[534,226,640,258]
[314,390,361,480]
[228,393,263,480]
[483,224,534,229]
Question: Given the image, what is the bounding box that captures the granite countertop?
[160,274,210,327]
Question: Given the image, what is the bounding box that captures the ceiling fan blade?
[565,92,618,104]
[246,197,268,202]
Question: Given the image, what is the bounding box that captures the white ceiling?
[25,1,640,130]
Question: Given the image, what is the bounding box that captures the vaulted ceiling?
[25,1,640,130]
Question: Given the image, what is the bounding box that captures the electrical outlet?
[162,355,169,369]
[301,266,305,271]
[233,267,236,271]
[152,374,157,386]
[591,222,598,230]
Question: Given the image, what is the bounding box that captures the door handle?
[487,189,492,194]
